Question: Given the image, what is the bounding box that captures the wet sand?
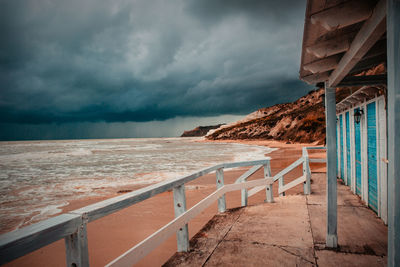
[5,140,325,267]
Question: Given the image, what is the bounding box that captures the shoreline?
[4,139,325,267]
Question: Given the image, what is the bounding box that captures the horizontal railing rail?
[0,158,271,266]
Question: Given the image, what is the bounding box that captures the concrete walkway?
[164,173,387,266]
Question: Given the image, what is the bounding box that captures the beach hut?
[336,86,388,220]
[299,0,399,265]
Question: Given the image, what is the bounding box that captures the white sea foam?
[0,137,275,232]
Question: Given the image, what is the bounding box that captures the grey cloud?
[0,0,312,134]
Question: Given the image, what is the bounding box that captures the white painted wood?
[325,84,338,248]
[328,0,386,87]
[362,103,369,204]
[305,147,326,150]
[343,113,349,186]
[216,168,226,213]
[350,109,357,193]
[65,220,89,267]
[235,165,263,184]
[378,97,388,224]
[304,160,311,195]
[247,158,304,198]
[337,115,342,179]
[0,214,81,265]
[264,163,273,203]
[226,178,273,192]
[106,178,273,267]
[302,148,311,195]
[247,186,264,198]
[278,176,307,195]
[278,176,285,197]
[387,1,400,264]
[234,164,264,207]
[222,159,270,169]
[241,187,248,207]
[71,165,221,222]
[376,99,382,218]
[273,157,305,181]
[173,185,189,252]
[69,160,270,222]
[309,158,326,163]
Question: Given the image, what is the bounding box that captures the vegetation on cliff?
[205,87,351,144]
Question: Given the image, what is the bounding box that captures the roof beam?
[311,0,375,31]
[349,54,387,74]
[301,72,330,85]
[306,32,354,58]
[328,0,387,87]
[337,74,387,87]
[303,55,340,74]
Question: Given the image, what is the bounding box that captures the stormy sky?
[0,0,312,140]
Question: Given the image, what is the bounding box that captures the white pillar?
[173,185,189,252]
[387,0,400,265]
[325,83,338,248]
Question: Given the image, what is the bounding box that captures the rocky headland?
[181,124,225,137]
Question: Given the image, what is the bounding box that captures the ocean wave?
[0,137,276,231]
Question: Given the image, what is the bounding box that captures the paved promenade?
[164,173,387,266]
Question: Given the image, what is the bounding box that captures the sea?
[0,137,274,233]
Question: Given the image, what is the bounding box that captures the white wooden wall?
[350,109,356,193]
[377,97,388,223]
[337,118,341,178]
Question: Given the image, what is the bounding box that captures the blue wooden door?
[354,108,362,195]
[340,114,344,180]
[346,112,351,186]
[367,102,378,212]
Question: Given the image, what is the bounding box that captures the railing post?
[241,187,248,207]
[264,161,274,203]
[65,217,89,267]
[216,168,226,212]
[303,148,311,195]
[279,176,285,196]
[173,184,189,252]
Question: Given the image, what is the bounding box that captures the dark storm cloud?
[0,0,312,126]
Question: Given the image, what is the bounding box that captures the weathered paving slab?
[204,240,316,266]
[163,208,243,267]
[225,196,314,249]
[164,172,388,266]
[307,173,364,207]
[308,204,387,255]
[316,250,386,267]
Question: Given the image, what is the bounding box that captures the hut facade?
[335,86,388,222]
[299,0,399,265]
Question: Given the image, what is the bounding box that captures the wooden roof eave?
[299,0,387,88]
[335,85,384,112]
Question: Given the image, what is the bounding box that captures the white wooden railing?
[0,147,326,267]
[0,159,273,267]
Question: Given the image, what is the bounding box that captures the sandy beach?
[5,140,325,267]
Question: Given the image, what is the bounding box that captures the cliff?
[181,124,225,137]
[205,87,355,144]
[206,89,328,144]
